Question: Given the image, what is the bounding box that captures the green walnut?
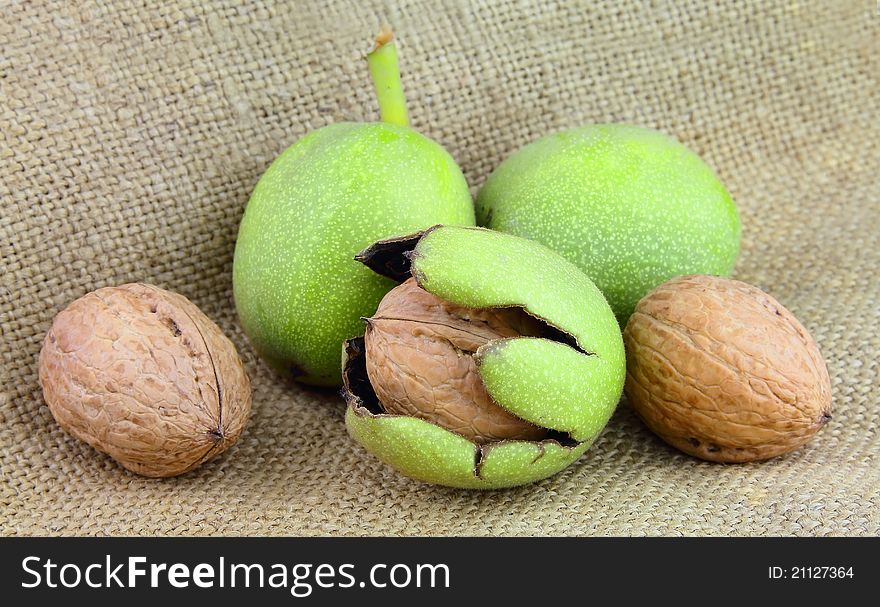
[342,225,625,489]
[476,124,741,323]
[233,29,475,386]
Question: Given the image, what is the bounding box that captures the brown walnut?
[38,283,252,477]
[364,278,547,444]
[623,275,832,463]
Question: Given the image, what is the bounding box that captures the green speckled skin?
[233,123,475,385]
[475,124,741,323]
[476,339,618,442]
[345,226,625,489]
[345,408,593,489]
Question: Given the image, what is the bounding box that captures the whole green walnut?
[233,30,475,386]
[476,124,741,324]
[342,225,626,489]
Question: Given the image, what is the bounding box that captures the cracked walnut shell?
[623,275,831,463]
[38,283,252,477]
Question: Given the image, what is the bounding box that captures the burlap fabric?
[2,1,878,536]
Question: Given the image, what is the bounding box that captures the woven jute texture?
[2,0,878,536]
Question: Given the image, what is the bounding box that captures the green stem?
[367,27,410,127]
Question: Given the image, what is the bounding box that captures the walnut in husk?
[364,278,547,444]
[623,275,832,463]
[342,225,626,489]
[38,283,251,477]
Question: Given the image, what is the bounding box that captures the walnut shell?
[623,275,831,463]
[364,278,547,444]
[38,283,252,477]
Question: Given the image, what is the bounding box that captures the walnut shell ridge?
[623,275,831,463]
[38,283,252,477]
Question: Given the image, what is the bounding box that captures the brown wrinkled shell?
[38,283,252,477]
[364,278,547,444]
[623,275,832,463]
